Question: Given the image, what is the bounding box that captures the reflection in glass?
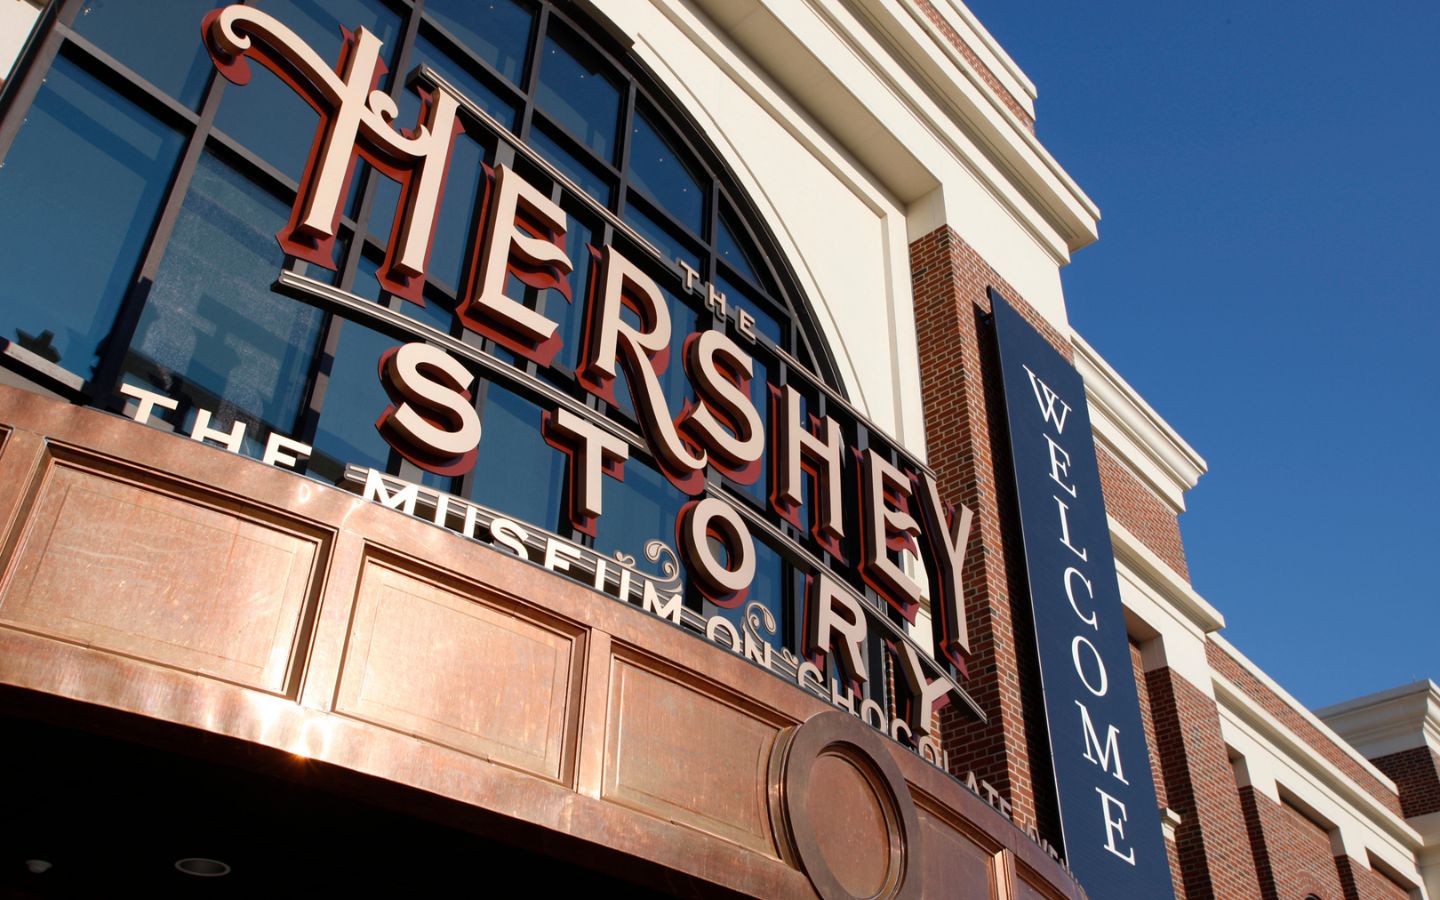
[423,0,534,87]
[623,202,700,273]
[309,318,398,483]
[628,109,704,235]
[214,0,401,183]
[535,27,620,163]
[529,125,613,208]
[468,383,564,531]
[74,0,225,108]
[716,206,772,292]
[409,32,518,130]
[702,533,788,648]
[717,275,782,345]
[123,154,323,458]
[0,56,184,380]
[595,457,686,558]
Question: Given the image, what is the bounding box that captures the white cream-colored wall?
[591,0,1098,460]
[0,0,40,83]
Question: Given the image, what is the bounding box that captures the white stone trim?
[1318,680,1440,759]
[1076,333,1206,512]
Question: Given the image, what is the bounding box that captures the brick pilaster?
[1146,666,1263,899]
[909,225,1066,843]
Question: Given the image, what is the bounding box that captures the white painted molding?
[1109,514,1223,634]
[926,0,1035,108]
[1076,332,1206,512]
[1318,681,1440,760]
[1215,679,1420,854]
[1212,634,1401,795]
[684,0,1099,260]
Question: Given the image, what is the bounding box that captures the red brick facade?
[1145,666,1263,899]
[912,0,1037,133]
[1240,787,1348,900]
[1371,746,1440,819]
[1207,641,1404,817]
[1336,854,1414,900]
[910,225,1066,843]
[908,225,1426,900]
[1096,442,1191,581]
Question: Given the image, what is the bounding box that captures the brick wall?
[1096,442,1190,581]
[1146,666,1263,899]
[912,0,1036,133]
[1370,745,1440,818]
[1207,641,1404,817]
[1134,641,1188,898]
[1239,787,1347,900]
[1335,855,1413,900]
[910,225,1065,843]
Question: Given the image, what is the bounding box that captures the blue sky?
[961,0,1439,708]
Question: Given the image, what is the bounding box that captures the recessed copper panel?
[604,655,778,856]
[917,814,996,898]
[809,750,892,896]
[336,558,582,782]
[0,451,320,693]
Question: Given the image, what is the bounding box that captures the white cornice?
[1211,634,1403,794]
[681,0,1099,260]
[1074,333,1206,512]
[847,0,1099,252]
[1109,515,1224,634]
[1318,681,1440,760]
[1213,676,1419,843]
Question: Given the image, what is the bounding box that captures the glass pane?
[542,214,593,375]
[717,275,782,345]
[122,154,324,457]
[73,0,226,108]
[467,383,564,531]
[529,124,613,208]
[367,129,487,291]
[594,458,686,559]
[423,0,534,87]
[535,27,619,163]
[623,202,700,273]
[628,109,704,235]
[0,55,184,380]
[309,318,397,483]
[214,0,401,183]
[716,206,770,291]
[410,31,518,130]
[702,534,787,645]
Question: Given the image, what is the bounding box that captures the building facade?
[0,0,1434,896]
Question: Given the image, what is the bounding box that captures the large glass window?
[213,0,401,183]
[309,318,399,483]
[0,55,184,380]
[0,0,859,700]
[628,108,704,235]
[423,0,535,89]
[72,0,226,109]
[122,153,324,456]
[466,382,564,531]
[535,25,621,164]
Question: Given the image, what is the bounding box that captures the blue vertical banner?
[990,291,1174,898]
